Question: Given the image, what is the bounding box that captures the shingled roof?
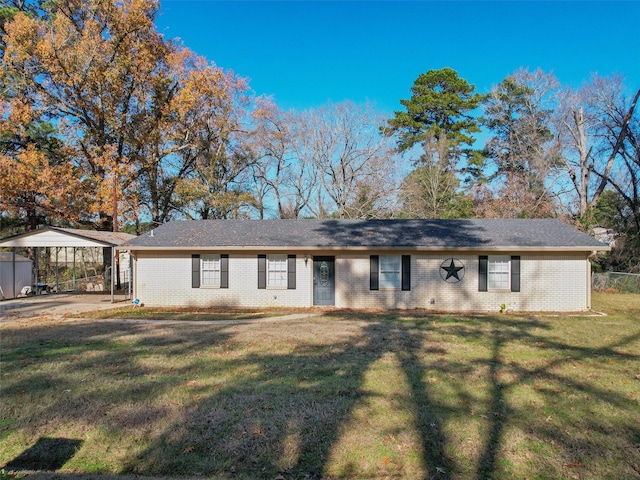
[123,219,609,251]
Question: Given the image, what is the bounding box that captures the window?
[267,255,288,288]
[479,255,520,292]
[191,254,228,289]
[370,255,410,291]
[488,257,510,290]
[380,255,401,289]
[201,255,221,287]
[258,254,296,289]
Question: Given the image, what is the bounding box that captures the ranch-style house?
[122,218,609,312]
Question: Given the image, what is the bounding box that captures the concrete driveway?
[0,293,129,322]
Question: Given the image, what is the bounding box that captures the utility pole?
[112,172,119,232]
[112,170,121,293]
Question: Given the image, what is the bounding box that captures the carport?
[0,227,135,302]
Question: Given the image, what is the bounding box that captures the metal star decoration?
[440,258,465,282]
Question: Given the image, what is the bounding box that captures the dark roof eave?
[122,245,611,253]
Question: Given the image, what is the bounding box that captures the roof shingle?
[123,219,608,251]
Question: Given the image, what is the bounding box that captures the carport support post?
[55,247,59,293]
[110,246,115,303]
[12,248,16,298]
[34,247,38,295]
[73,248,76,290]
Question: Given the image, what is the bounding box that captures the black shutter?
[511,256,521,292]
[258,254,266,289]
[370,255,379,290]
[220,254,229,288]
[192,254,200,288]
[479,256,488,292]
[401,255,411,291]
[287,255,296,289]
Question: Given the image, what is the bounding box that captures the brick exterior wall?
[132,250,591,312]
[134,252,312,308]
[335,253,590,312]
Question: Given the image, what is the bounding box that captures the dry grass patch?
[1,293,639,479]
[75,306,296,321]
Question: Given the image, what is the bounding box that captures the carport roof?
[0,227,136,248]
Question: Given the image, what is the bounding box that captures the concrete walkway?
[0,293,130,322]
[0,293,324,325]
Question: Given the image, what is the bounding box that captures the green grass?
[1,292,638,479]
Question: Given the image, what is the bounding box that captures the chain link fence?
[56,275,105,292]
[593,272,640,294]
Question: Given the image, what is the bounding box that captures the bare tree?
[556,75,640,221]
[249,101,399,219]
[249,100,318,218]
[306,101,399,218]
[600,89,640,233]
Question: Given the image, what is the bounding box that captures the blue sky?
[155,1,640,114]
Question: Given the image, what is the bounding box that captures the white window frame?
[201,254,221,287]
[267,254,288,288]
[488,256,510,290]
[379,255,401,289]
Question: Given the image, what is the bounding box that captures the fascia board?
[0,227,113,248]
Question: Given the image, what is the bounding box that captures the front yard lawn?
[75,306,291,322]
[1,292,638,479]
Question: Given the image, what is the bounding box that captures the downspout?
[130,252,136,302]
[587,250,598,310]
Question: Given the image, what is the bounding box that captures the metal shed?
[0,252,32,300]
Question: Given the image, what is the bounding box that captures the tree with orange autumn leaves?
[164,56,254,221]
[1,0,251,232]
[2,0,639,275]
[0,80,91,230]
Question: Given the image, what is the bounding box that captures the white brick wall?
[132,250,591,312]
[335,253,590,312]
[450,253,589,312]
[134,252,312,308]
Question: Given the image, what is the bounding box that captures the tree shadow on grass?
[119,319,405,478]
[1,310,639,479]
[4,437,83,472]
[468,316,640,479]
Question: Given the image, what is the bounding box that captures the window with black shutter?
[258,254,266,289]
[402,255,411,291]
[220,254,229,288]
[510,256,520,292]
[478,256,488,292]
[287,255,296,289]
[479,255,521,292]
[370,255,410,290]
[370,255,379,290]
